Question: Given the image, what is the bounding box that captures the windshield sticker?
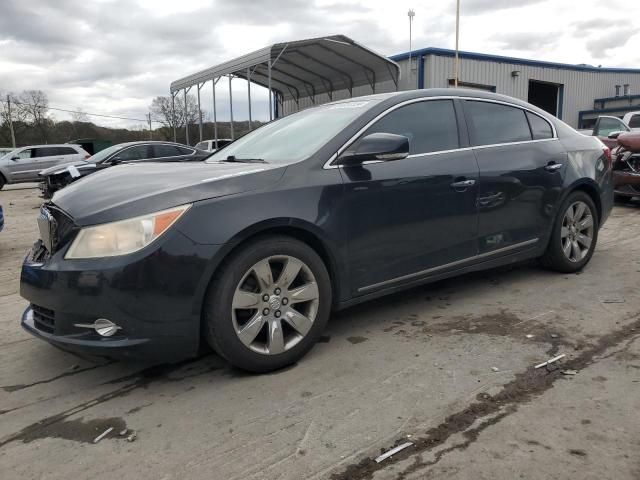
[328,101,370,109]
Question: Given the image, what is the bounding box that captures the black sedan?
[38,141,210,198]
[20,89,613,372]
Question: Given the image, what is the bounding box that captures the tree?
[17,90,52,142]
[71,107,89,123]
[150,94,204,139]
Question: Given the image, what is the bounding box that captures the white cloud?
[0,0,639,128]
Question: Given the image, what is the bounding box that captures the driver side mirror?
[336,133,409,167]
[11,156,19,161]
[608,131,623,140]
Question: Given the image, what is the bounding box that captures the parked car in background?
[20,89,613,372]
[622,111,640,130]
[612,131,640,202]
[39,141,210,198]
[195,139,233,152]
[585,116,631,148]
[0,144,89,189]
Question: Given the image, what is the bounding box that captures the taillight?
[84,154,91,159]
[603,147,612,168]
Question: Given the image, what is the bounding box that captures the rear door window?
[56,147,79,155]
[115,145,151,161]
[350,99,459,155]
[153,144,183,158]
[526,112,554,140]
[465,101,532,146]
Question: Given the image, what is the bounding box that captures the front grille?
[32,304,55,334]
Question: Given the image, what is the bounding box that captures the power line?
[0,98,150,123]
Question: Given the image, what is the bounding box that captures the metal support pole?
[454,0,460,87]
[183,89,189,145]
[268,60,273,121]
[408,9,415,90]
[171,93,176,142]
[247,67,252,131]
[229,75,234,140]
[147,113,152,140]
[197,84,203,142]
[7,95,16,148]
[212,78,218,149]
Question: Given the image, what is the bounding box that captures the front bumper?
[20,229,222,362]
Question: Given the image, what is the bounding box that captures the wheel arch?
[194,218,344,338]
[566,179,602,223]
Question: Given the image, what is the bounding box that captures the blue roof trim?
[389,48,640,74]
[579,105,640,117]
[593,93,640,102]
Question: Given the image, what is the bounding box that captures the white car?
[194,139,233,152]
[0,144,89,189]
[622,111,640,130]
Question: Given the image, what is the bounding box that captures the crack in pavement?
[331,312,640,480]
[0,355,224,448]
[1,362,114,392]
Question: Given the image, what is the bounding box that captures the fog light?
[74,318,121,337]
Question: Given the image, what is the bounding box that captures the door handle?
[544,162,563,172]
[450,179,476,189]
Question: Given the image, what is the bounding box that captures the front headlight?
[65,204,191,259]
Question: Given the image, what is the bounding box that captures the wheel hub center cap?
[268,295,282,310]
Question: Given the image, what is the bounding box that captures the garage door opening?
[528,80,562,118]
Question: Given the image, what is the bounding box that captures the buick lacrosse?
[21,89,613,372]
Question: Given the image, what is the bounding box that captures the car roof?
[14,144,83,149]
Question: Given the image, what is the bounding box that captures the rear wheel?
[540,191,598,273]
[203,235,331,372]
[0,175,5,190]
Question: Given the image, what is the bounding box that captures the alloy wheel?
[232,255,320,355]
[560,200,594,262]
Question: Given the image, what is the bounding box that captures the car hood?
[40,160,93,176]
[52,161,286,226]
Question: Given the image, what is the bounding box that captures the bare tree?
[71,107,89,123]
[17,90,52,142]
[150,94,203,132]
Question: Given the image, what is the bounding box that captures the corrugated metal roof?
[390,47,640,74]
[170,35,400,101]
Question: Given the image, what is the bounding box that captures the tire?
[203,235,332,373]
[614,194,632,203]
[0,175,5,190]
[540,191,599,273]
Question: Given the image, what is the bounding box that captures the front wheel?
[540,191,599,273]
[203,235,332,372]
[0,175,5,190]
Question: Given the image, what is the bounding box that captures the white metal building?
[389,48,640,129]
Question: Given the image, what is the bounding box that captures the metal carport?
[169,34,400,146]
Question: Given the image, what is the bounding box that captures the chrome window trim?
[358,238,540,293]
[324,96,558,170]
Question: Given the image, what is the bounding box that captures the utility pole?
[408,9,415,90]
[454,0,460,87]
[147,113,152,140]
[7,95,16,148]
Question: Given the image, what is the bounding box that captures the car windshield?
[90,144,126,164]
[206,100,376,164]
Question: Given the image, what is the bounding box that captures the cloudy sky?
[1,0,639,128]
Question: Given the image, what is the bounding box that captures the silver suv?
[0,144,89,189]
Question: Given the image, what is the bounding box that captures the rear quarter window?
[465,101,532,146]
[526,112,554,140]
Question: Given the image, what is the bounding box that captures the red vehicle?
[612,132,640,202]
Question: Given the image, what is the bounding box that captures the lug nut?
[282,298,288,305]
[262,294,269,302]
[263,308,270,315]
[275,310,281,318]
[274,288,281,295]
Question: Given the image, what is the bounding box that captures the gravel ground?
[0,185,639,480]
